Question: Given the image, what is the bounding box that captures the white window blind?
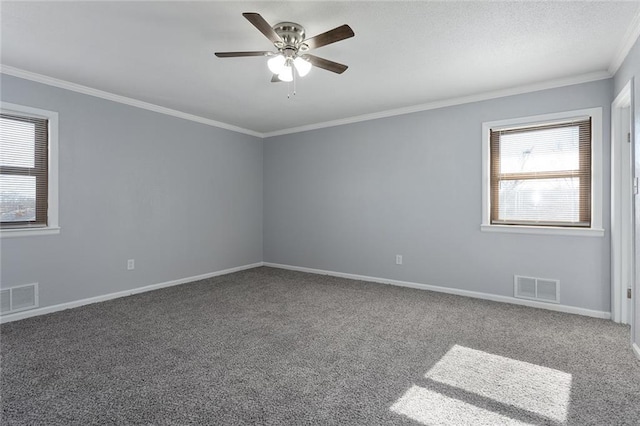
[0,113,49,228]
[490,118,591,227]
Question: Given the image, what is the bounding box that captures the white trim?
[263,262,611,320]
[608,8,640,75]
[481,107,604,236]
[611,81,633,324]
[0,226,60,238]
[481,224,604,237]
[0,102,59,237]
[263,71,611,137]
[633,343,640,361]
[612,81,632,107]
[2,65,611,139]
[0,261,612,323]
[0,65,262,138]
[0,262,263,324]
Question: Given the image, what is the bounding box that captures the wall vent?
[0,283,38,315]
[514,275,559,304]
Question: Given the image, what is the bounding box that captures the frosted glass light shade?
[294,57,312,77]
[267,55,286,74]
[278,65,293,82]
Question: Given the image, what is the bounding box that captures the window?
[0,103,58,237]
[491,118,591,227]
[481,108,603,236]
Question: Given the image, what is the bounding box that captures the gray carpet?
[1,266,639,425]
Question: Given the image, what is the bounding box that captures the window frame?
[0,102,59,238]
[481,108,603,237]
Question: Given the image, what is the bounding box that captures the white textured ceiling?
[1,1,639,135]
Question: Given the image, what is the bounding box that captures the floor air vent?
[0,283,38,315]
[514,276,559,303]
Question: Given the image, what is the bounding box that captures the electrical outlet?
[127,259,135,270]
[396,255,403,265]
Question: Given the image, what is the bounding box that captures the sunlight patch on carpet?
[426,345,571,422]
[391,345,572,425]
[390,385,534,425]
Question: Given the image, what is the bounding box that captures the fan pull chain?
[293,69,297,96]
[287,67,291,99]
[286,67,298,99]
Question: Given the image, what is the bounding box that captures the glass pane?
[499,126,579,174]
[0,175,36,222]
[498,178,580,223]
[0,117,35,168]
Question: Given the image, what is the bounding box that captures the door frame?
[611,81,633,324]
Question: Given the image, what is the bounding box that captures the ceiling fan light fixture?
[293,56,312,77]
[267,54,286,74]
[278,64,294,82]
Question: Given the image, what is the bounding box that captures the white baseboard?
[633,343,640,361]
[2,261,612,324]
[0,262,264,324]
[263,262,612,320]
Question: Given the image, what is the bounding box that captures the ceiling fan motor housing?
[273,22,308,52]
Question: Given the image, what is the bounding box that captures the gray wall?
[613,37,640,347]
[0,73,618,316]
[0,74,263,309]
[264,79,612,312]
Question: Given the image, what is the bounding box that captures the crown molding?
[609,7,640,75]
[2,65,612,140]
[0,65,262,138]
[263,71,612,138]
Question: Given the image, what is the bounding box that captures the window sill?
[0,227,61,238]
[481,224,604,237]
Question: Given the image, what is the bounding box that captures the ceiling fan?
[215,13,355,83]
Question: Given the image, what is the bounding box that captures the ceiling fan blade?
[242,12,282,44]
[303,24,354,50]
[215,51,271,58]
[305,54,348,74]
[271,74,282,83]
